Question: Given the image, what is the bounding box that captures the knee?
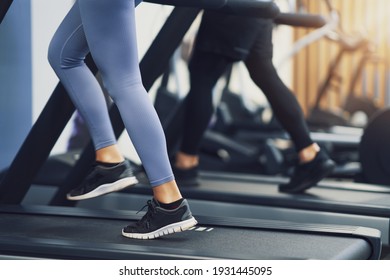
[47,38,84,72]
[104,74,144,101]
[47,39,61,71]
[247,57,275,81]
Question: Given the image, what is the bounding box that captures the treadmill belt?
[0,205,381,260]
[131,171,390,218]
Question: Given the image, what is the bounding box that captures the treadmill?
[0,0,382,260]
[117,0,390,247]
[0,204,382,260]
[113,171,390,247]
[72,1,390,248]
[27,156,389,248]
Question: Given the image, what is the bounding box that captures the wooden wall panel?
[292,0,390,114]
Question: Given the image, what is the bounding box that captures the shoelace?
[136,200,157,229]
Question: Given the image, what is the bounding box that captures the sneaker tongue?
[151,198,161,207]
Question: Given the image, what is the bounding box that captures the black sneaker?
[279,150,335,194]
[67,160,138,200]
[122,198,198,240]
[172,165,200,187]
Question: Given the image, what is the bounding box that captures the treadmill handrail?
[144,0,280,18]
[274,13,327,28]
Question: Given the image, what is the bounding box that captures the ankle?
[152,181,183,204]
[298,143,320,164]
[175,152,199,169]
[157,198,184,209]
[96,145,125,163]
[96,161,122,167]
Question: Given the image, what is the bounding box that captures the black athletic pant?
[179,49,313,156]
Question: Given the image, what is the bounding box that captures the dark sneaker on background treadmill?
[172,165,200,186]
[67,160,138,200]
[278,150,335,194]
[122,198,198,240]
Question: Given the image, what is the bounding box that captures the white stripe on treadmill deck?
[195,227,208,231]
[188,226,214,231]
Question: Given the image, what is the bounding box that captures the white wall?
[0,0,32,169]
[31,0,75,155]
[31,0,74,121]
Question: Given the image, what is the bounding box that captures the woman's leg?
[173,50,233,184]
[49,0,178,188]
[76,0,176,187]
[245,54,335,193]
[49,0,196,238]
[48,2,136,201]
[245,56,314,153]
[48,3,117,152]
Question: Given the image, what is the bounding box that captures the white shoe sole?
[122,217,198,240]
[67,176,138,200]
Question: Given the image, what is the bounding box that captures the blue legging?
[48,0,174,187]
